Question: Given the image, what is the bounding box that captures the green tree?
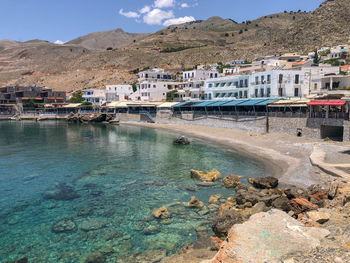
[69,91,85,103]
[132,83,137,92]
[313,50,320,65]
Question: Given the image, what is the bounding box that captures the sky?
[0,0,325,44]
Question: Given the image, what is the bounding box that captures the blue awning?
[192,101,216,107]
[172,101,196,107]
[237,99,269,106]
[207,100,234,107]
[255,98,280,106]
[221,99,247,106]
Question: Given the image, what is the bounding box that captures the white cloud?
[119,9,140,18]
[143,9,174,25]
[163,16,195,26]
[180,3,189,8]
[154,0,175,8]
[54,40,64,45]
[140,5,151,14]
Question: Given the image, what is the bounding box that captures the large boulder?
[191,169,221,182]
[306,211,330,224]
[248,176,278,189]
[235,188,262,206]
[212,210,243,238]
[222,174,242,188]
[209,209,330,263]
[283,185,309,199]
[186,196,204,208]
[152,206,170,219]
[173,136,190,145]
[52,218,77,233]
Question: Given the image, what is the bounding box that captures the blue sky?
[0,0,324,43]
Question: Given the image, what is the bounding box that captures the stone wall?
[116,113,141,122]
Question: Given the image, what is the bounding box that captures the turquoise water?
[0,121,267,262]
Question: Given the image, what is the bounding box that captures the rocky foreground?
[164,169,350,263]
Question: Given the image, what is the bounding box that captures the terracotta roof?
[341,65,350,70]
[292,60,309,66]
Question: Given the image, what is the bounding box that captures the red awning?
[307,101,346,106]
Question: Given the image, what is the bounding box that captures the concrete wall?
[116,113,141,122]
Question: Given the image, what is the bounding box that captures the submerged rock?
[248,176,278,189]
[52,218,77,233]
[222,174,242,188]
[116,249,166,263]
[212,210,243,238]
[186,196,204,208]
[209,194,223,204]
[152,206,171,219]
[143,225,161,235]
[173,136,190,145]
[191,169,221,182]
[210,209,330,263]
[5,258,28,263]
[85,251,106,263]
[80,218,109,231]
[43,183,80,201]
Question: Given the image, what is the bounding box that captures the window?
[239,91,242,98]
[244,90,248,98]
[245,79,248,87]
[153,85,156,88]
[221,82,226,87]
[214,73,218,78]
[210,73,213,78]
[239,80,243,87]
[314,83,318,90]
[294,88,299,97]
[145,74,148,78]
[208,84,213,88]
[279,74,283,84]
[295,74,300,84]
[157,75,160,79]
[260,88,264,97]
[255,76,259,84]
[267,88,271,97]
[267,75,271,83]
[255,89,259,97]
[261,76,265,84]
[234,92,238,98]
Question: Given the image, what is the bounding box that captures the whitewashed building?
[105,85,133,102]
[82,89,106,105]
[202,75,250,100]
[182,70,218,81]
[131,81,180,102]
[138,68,173,81]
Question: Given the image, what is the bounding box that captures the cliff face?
[0,0,349,91]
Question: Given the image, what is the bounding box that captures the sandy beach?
[121,122,350,186]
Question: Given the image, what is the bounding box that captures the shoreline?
[120,121,350,187]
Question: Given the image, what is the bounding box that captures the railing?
[309,112,348,119]
[268,112,308,118]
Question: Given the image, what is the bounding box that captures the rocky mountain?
[67,28,149,50]
[0,0,349,91]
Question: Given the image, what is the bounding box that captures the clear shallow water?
[0,121,267,262]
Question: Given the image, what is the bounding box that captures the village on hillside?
[1,44,350,141]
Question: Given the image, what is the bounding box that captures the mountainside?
[0,0,349,91]
[67,28,149,50]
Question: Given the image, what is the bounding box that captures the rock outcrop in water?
[152,206,171,219]
[66,113,113,123]
[190,169,221,182]
[173,136,190,145]
[222,174,242,188]
[186,196,204,208]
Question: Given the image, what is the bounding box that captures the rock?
[218,203,234,215]
[173,136,190,145]
[284,186,309,199]
[209,194,223,204]
[43,183,80,201]
[250,202,268,215]
[210,209,330,263]
[186,196,204,208]
[222,174,242,188]
[152,206,170,219]
[328,181,339,199]
[307,184,329,196]
[248,176,278,189]
[52,218,77,233]
[190,169,221,182]
[196,181,216,187]
[272,197,292,212]
[143,225,161,235]
[306,211,330,224]
[85,251,106,263]
[78,207,93,217]
[212,210,243,238]
[235,188,262,206]
[198,206,210,216]
[80,218,109,231]
[291,198,318,214]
